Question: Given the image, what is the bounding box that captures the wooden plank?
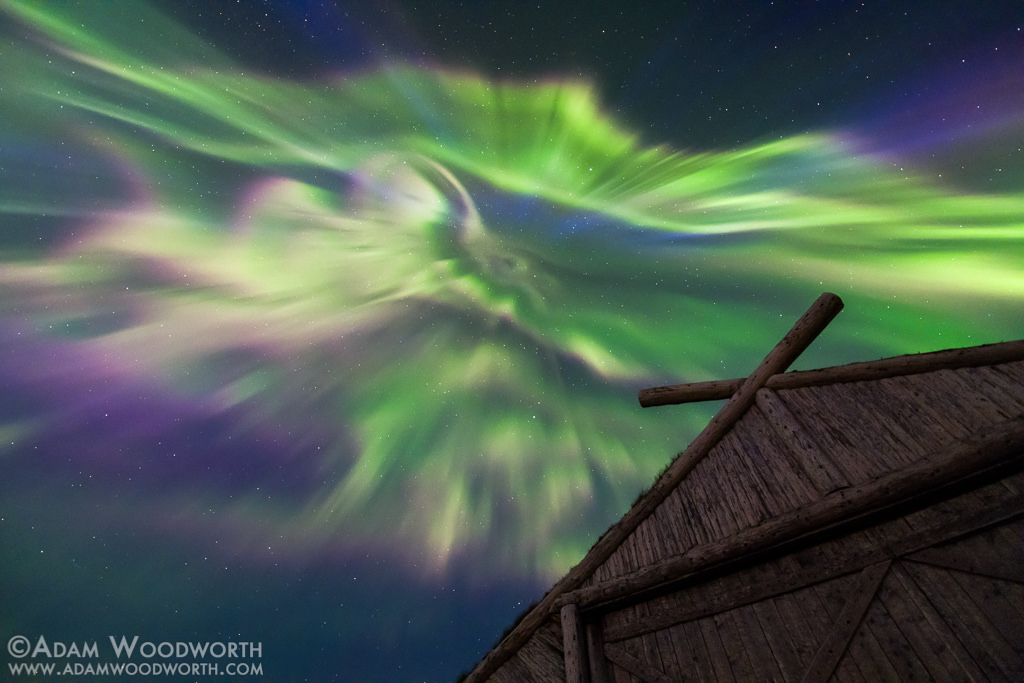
[773,385,865,483]
[684,448,736,542]
[751,598,804,682]
[753,389,848,496]
[666,483,710,549]
[839,609,903,683]
[604,641,674,683]
[882,373,970,441]
[803,577,868,683]
[908,542,1024,584]
[607,658,634,683]
[739,401,823,506]
[801,560,892,682]
[701,431,767,532]
[860,594,934,681]
[643,491,686,559]
[903,561,1024,680]
[847,379,937,462]
[729,604,784,682]
[933,368,1012,427]
[587,621,611,683]
[770,586,833,676]
[652,624,683,680]
[815,380,923,474]
[698,616,736,683]
[639,339,1024,407]
[953,366,1023,421]
[989,361,1024,403]
[889,561,988,680]
[875,560,963,681]
[673,619,717,682]
[967,364,1024,411]
[727,411,809,516]
[713,611,756,682]
[948,570,1024,661]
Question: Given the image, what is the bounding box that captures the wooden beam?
[561,602,587,683]
[563,416,1024,613]
[800,561,892,683]
[640,339,1024,407]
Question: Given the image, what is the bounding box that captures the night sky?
[1,2,1021,681]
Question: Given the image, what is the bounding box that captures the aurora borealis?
[1,2,1021,680]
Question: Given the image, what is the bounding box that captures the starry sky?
[1,2,1021,681]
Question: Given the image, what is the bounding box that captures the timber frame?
[465,293,1024,682]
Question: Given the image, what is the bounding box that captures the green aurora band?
[2,1,1022,580]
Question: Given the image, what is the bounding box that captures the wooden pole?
[640,338,1024,407]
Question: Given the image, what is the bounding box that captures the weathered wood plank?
[988,361,1024,403]
[774,385,866,482]
[727,411,807,517]
[953,366,1023,421]
[903,561,1024,680]
[666,484,709,549]
[933,368,1013,426]
[967,364,1024,412]
[606,658,634,683]
[703,430,769,532]
[882,373,970,441]
[653,624,683,680]
[740,400,825,506]
[801,560,892,682]
[587,621,611,683]
[712,611,756,682]
[673,619,717,682]
[947,570,1024,661]
[805,577,869,683]
[698,616,736,683]
[685,448,737,542]
[848,379,938,462]
[876,560,963,681]
[604,641,674,683]
[643,491,686,559]
[755,387,850,495]
[729,604,784,682]
[890,562,988,680]
[839,608,903,683]
[642,630,671,681]
[770,584,834,675]
[908,539,1024,584]
[639,339,1024,406]
[860,594,935,681]
[810,381,914,475]
[751,598,804,682]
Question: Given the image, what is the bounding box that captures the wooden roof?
[465,293,1024,682]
